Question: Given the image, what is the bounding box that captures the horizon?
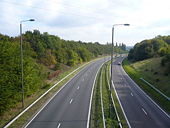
[2,29,169,47]
[0,0,170,46]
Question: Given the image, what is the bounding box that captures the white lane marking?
[77,86,80,90]
[142,108,147,115]
[18,59,102,128]
[57,123,61,128]
[70,99,73,104]
[107,65,122,128]
[5,60,92,128]
[111,81,132,128]
[86,60,107,128]
[100,68,106,128]
[131,92,133,96]
[121,65,170,119]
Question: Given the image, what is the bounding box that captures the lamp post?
[110,23,130,117]
[20,19,35,108]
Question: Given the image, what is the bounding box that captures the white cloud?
[0,0,170,45]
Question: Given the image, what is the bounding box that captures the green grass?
[90,68,103,128]
[106,62,129,128]
[123,58,170,114]
[129,57,170,96]
[101,65,119,128]
[90,60,129,128]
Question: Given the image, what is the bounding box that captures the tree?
[128,36,170,61]
[67,50,79,66]
[0,30,127,115]
[0,40,21,114]
[77,47,92,62]
[0,37,45,115]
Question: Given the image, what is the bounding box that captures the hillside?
[124,35,170,113]
[125,57,170,97]
[123,57,170,113]
[0,30,127,116]
[128,35,170,75]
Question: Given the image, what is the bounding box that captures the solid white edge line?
[111,60,131,128]
[86,59,107,128]
[24,61,97,128]
[57,123,61,128]
[100,67,106,128]
[142,108,147,115]
[112,80,132,128]
[121,62,170,119]
[24,67,86,128]
[106,62,122,128]
[111,95,122,128]
[4,58,101,128]
[110,61,131,128]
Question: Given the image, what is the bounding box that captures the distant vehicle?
[118,62,121,65]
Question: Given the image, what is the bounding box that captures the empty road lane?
[25,57,109,128]
[112,57,170,128]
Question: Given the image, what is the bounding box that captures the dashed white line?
[57,123,61,128]
[121,65,170,119]
[142,108,147,115]
[131,92,133,96]
[77,86,80,90]
[70,99,73,104]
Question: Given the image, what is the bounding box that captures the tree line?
[0,30,126,115]
[128,35,170,74]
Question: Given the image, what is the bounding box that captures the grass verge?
[90,60,128,128]
[122,58,170,114]
[101,64,119,128]
[106,61,129,128]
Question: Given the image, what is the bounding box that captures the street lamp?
[110,23,130,117]
[20,19,35,108]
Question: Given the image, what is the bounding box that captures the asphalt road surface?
[112,57,170,128]
[25,57,109,128]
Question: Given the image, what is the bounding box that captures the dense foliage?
[0,30,126,115]
[128,35,170,61]
[24,30,113,66]
[0,34,45,114]
[128,35,170,74]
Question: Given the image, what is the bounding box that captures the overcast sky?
[0,0,170,46]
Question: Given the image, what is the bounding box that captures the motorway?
[112,57,170,128]
[25,57,108,128]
